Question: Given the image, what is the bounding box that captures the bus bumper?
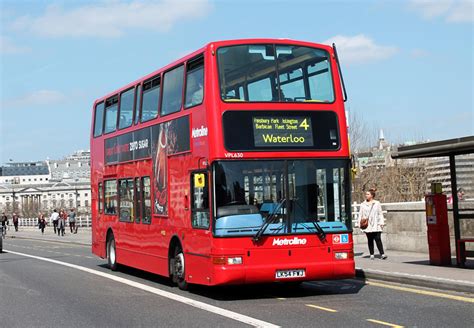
[210,259,355,285]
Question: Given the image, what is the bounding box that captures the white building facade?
[0,151,91,217]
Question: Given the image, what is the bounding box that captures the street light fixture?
[74,187,79,211]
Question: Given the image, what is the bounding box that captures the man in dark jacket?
[1,212,8,237]
[12,212,19,232]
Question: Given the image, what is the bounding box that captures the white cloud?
[409,0,473,23]
[409,0,454,19]
[3,90,67,109]
[446,0,474,22]
[11,0,213,38]
[323,34,398,64]
[0,36,30,54]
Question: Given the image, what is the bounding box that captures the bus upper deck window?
[141,76,160,123]
[185,57,204,108]
[218,44,335,103]
[118,88,134,129]
[161,65,185,116]
[93,102,104,137]
[104,96,118,134]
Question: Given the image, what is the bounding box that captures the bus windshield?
[217,44,335,103]
[213,159,350,237]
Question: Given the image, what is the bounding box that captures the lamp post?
[11,188,17,213]
[74,187,79,212]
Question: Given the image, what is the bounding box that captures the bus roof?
[92,38,333,105]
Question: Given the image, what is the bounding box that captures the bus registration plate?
[275,269,305,279]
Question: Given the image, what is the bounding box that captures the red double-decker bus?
[91,38,354,289]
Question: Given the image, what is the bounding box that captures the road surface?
[1,238,473,327]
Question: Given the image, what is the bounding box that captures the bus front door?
[186,171,212,285]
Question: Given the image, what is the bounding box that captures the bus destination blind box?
[253,116,314,147]
[224,110,340,151]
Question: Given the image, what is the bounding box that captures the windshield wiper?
[308,217,326,242]
[253,198,286,242]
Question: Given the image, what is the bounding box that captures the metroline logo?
[192,126,208,138]
[272,237,307,246]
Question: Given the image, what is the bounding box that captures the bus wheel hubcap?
[109,242,115,264]
[175,252,184,278]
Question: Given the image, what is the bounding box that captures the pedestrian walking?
[58,209,67,236]
[38,212,46,234]
[12,212,19,232]
[68,208,77,234]
[50,209,60,234]
[1,212,8,237]
[358,188,387,260]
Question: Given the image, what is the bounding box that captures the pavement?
[354,245,474,294]
[4,226,474,294]
[4,226,91,246]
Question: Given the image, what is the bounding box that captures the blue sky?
[1,0,473,162]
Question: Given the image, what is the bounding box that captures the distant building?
[425,154,474,198]
[353,131,474,202]
[48,150,90,181]
[354,129,394,171]
[0,161,51,185]
[0,151,91,217]
[353,130,428,202]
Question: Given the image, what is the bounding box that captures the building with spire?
[355,129,393,171]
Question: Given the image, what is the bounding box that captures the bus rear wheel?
[171,246,188,290]
[107,236,118,271]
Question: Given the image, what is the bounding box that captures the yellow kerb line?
[305,304,338,312]
[366,319,404,328]
[366,281,474,303]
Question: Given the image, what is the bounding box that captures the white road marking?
[5,249,280,328]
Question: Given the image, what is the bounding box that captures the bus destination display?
[253,116,314,147]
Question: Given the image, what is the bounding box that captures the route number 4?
[299,119,309,130]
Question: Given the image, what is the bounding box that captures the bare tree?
[347,108,377,153]
[352,160,427,203]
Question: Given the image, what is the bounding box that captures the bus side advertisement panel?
[104,116,190,217]
[151,116,190,215]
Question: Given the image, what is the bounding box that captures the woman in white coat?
[358,188,387,260]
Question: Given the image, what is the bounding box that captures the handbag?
[360,203,374,229]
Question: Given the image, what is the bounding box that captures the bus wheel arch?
[168,236,188,290]
[106,228,118,271]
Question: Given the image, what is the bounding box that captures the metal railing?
[5,217,92,228]
[5,203,394,229]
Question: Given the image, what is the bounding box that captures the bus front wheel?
[171,246,188,290]
[107,236,118,271]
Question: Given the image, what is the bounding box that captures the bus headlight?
[334,252,349,260]
[212,256,243,265]
[227,257,243,265]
